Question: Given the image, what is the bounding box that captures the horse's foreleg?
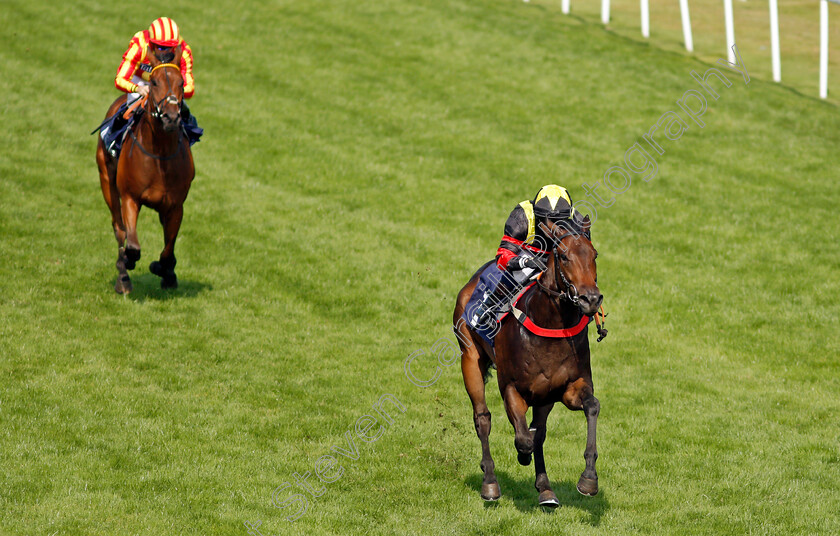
[531,403,559,507]
[121,196,142,270]
[97,145,131,293]
[562,378,600,496]
[150,205,182,289]
[113,249,133,294]
[461,347,499,501]
[577,393,600,496]
[501,383,533,466]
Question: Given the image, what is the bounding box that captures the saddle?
[90,100,144,158]
[463,264,536,347]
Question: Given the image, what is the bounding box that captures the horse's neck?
[541,253,562,294]
[527,287,580,329]
[528,256,580,328]
[137,111,179,151]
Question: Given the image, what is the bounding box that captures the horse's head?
[541,217,602,316]
[146,45,184,133]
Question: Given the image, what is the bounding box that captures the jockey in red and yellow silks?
[100,17,202,158]
[114,17,195,99]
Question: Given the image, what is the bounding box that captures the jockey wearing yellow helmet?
[114,17,195,99]
[101,17,202,157]
[495,184,582,272]
[468,185,586,330]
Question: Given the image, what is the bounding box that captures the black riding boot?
[180,102,204,146]
[104,112,129,158]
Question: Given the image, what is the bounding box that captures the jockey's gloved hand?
[514,256,540,271]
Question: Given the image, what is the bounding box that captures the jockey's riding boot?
[180,101,192,124]
[105,113,129,158]
[180,102,203,145]
[470,280,515,329]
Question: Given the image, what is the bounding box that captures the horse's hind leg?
[460,343,499,501]
[150,205,182,289]
[531,403,559,507]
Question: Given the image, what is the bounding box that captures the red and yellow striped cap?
[148,17,180,47]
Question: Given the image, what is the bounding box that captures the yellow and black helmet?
[533,184,573,221]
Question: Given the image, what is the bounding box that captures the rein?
[127,128,183,161]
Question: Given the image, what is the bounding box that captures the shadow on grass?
[465,469,609,525]
[111,273,213,301]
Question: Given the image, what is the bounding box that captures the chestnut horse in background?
[95,46,194,294]
[454,218,604,507]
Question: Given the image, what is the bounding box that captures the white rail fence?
[543,0,836,99]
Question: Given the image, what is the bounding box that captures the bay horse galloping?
[454,217,604,507]
[95,46,194,294]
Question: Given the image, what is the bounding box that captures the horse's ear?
[146,46,160,67]
[173,44,183,65]
[581,215,592,235]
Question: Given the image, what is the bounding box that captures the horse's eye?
[594,251,598,259]
[151,80,158,87]
[560,253,569,262]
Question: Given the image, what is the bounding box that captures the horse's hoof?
[481,482,500,501]
[514,436,534,466]
[150,261,178,289]
[115,275,133,294]
[538,490,559,508]
[577,476,598,496]
[125,248,140,271]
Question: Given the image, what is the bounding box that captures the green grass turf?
[1,0,839,534]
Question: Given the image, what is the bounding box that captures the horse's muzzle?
[161,113,181,132]
[578,290,603,316]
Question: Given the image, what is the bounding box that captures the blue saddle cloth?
[99,102,134,152]
[462,262,518,346]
